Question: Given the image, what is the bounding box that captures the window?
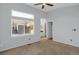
[11,10,34,36]
[12,10,34,19]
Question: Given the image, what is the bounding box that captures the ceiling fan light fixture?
[34,3,54,9]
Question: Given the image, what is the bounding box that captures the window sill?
[11,33,34,37]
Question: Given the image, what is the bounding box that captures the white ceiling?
[25,3,79,12]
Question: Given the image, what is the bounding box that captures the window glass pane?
[12,10,34,19]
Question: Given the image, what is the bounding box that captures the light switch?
[72,28,76,32]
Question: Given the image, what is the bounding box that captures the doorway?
[40,18,47,39]
[47,22,53,40]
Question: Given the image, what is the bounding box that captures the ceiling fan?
[34,3,54,9]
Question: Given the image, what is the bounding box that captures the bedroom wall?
[0,3,46,51]
[47,5,79,47]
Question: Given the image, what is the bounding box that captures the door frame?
[46,20,53,40]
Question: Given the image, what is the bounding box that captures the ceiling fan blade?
[46,3,54,6]
[42,5,44,9]
[34,3,43,5]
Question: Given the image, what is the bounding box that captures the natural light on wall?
[11,10,34,37]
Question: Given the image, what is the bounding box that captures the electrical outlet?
[70,39,72,41]
[29,38,31,40]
